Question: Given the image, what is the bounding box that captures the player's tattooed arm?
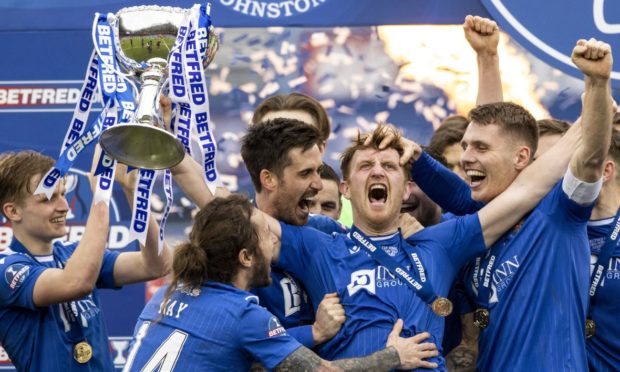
[445,345,477,372]
[275,320,439,371]
[274,346,401,372]
[445,312,479,372]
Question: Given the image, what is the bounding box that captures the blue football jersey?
[125,282,302,371]
[0,238,120,371]
[586,218,620,371]
[277,213,485,371]
[252,214,346,347]
[463,181,592,371]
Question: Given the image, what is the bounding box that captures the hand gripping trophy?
[98,4,219,170]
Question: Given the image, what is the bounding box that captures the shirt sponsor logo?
[267,316,286,337]
[219,0,327,19]
[4,264,29,290]
[347,269,376,296]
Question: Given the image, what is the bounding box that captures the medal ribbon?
[473,252,496,310]
[349,226,439,306]
[588,207,620,310]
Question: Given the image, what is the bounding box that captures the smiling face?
[270,145,324,226]
[342,147,410,233]
[11,175,69,246]
[460,122,524,203]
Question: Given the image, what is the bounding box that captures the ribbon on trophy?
[168,3,220,195]
[35,14,136,205]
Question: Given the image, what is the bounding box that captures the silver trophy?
[99,5,218,169]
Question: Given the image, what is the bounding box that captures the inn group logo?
[482,0,620,88]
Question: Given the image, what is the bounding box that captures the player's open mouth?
[466,170,486,187]
[298,192,316,213]
[368,184,388,204]
[50,216,65,223]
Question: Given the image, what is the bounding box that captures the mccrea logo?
[219,0,327,19]
[4,264,29,290]
[481,0,620,88]
[268,316,286,337]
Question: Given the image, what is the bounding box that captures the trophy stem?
[135,58,167,126]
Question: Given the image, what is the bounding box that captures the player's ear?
[514,145,531,170]
[602,159,614,182]
[403,181,414,202]
[2,202,21,223]
[238,248,252,268]
[260,169,278,192]
[339,181,351,200]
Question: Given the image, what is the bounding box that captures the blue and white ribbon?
[129,169,158,245]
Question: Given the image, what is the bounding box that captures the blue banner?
[0,0,489,29]
[481,0,620,88]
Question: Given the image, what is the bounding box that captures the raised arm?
[110,161,172,286]
[464,15,503,105]
[32,201,109,306]
[569,38,613,183]
[275,320,438,371]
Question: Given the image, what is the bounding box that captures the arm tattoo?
[275,346,400,372]
[445,345,477,372]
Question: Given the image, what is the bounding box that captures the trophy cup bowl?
[99,5,218,169]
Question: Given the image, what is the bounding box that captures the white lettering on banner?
[593,0,620,34]
[0,88,94,106]
[219,0,326,18]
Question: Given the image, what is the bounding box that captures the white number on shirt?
[123,321,188,372]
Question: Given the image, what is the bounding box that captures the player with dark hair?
[124,194,440,371]
[410,39,613,370]
[308,163,343,220]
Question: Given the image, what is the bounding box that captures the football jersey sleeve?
[547,180,595,224]
[277,223,325,281]
[411,151,484,215]
[239,303,303,369]
[0,255,46,310]
[96,249,121,289]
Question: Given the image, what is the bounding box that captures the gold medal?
[431,297,453,317]
[73,341,93,364]
[473,308,490,329]
[586,318,596,339]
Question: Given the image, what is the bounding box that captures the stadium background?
[0,0,619,369]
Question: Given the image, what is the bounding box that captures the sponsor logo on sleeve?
[267,316,287,337]
[4,263,30,290]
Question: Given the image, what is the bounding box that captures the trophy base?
[99,124,185,169]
